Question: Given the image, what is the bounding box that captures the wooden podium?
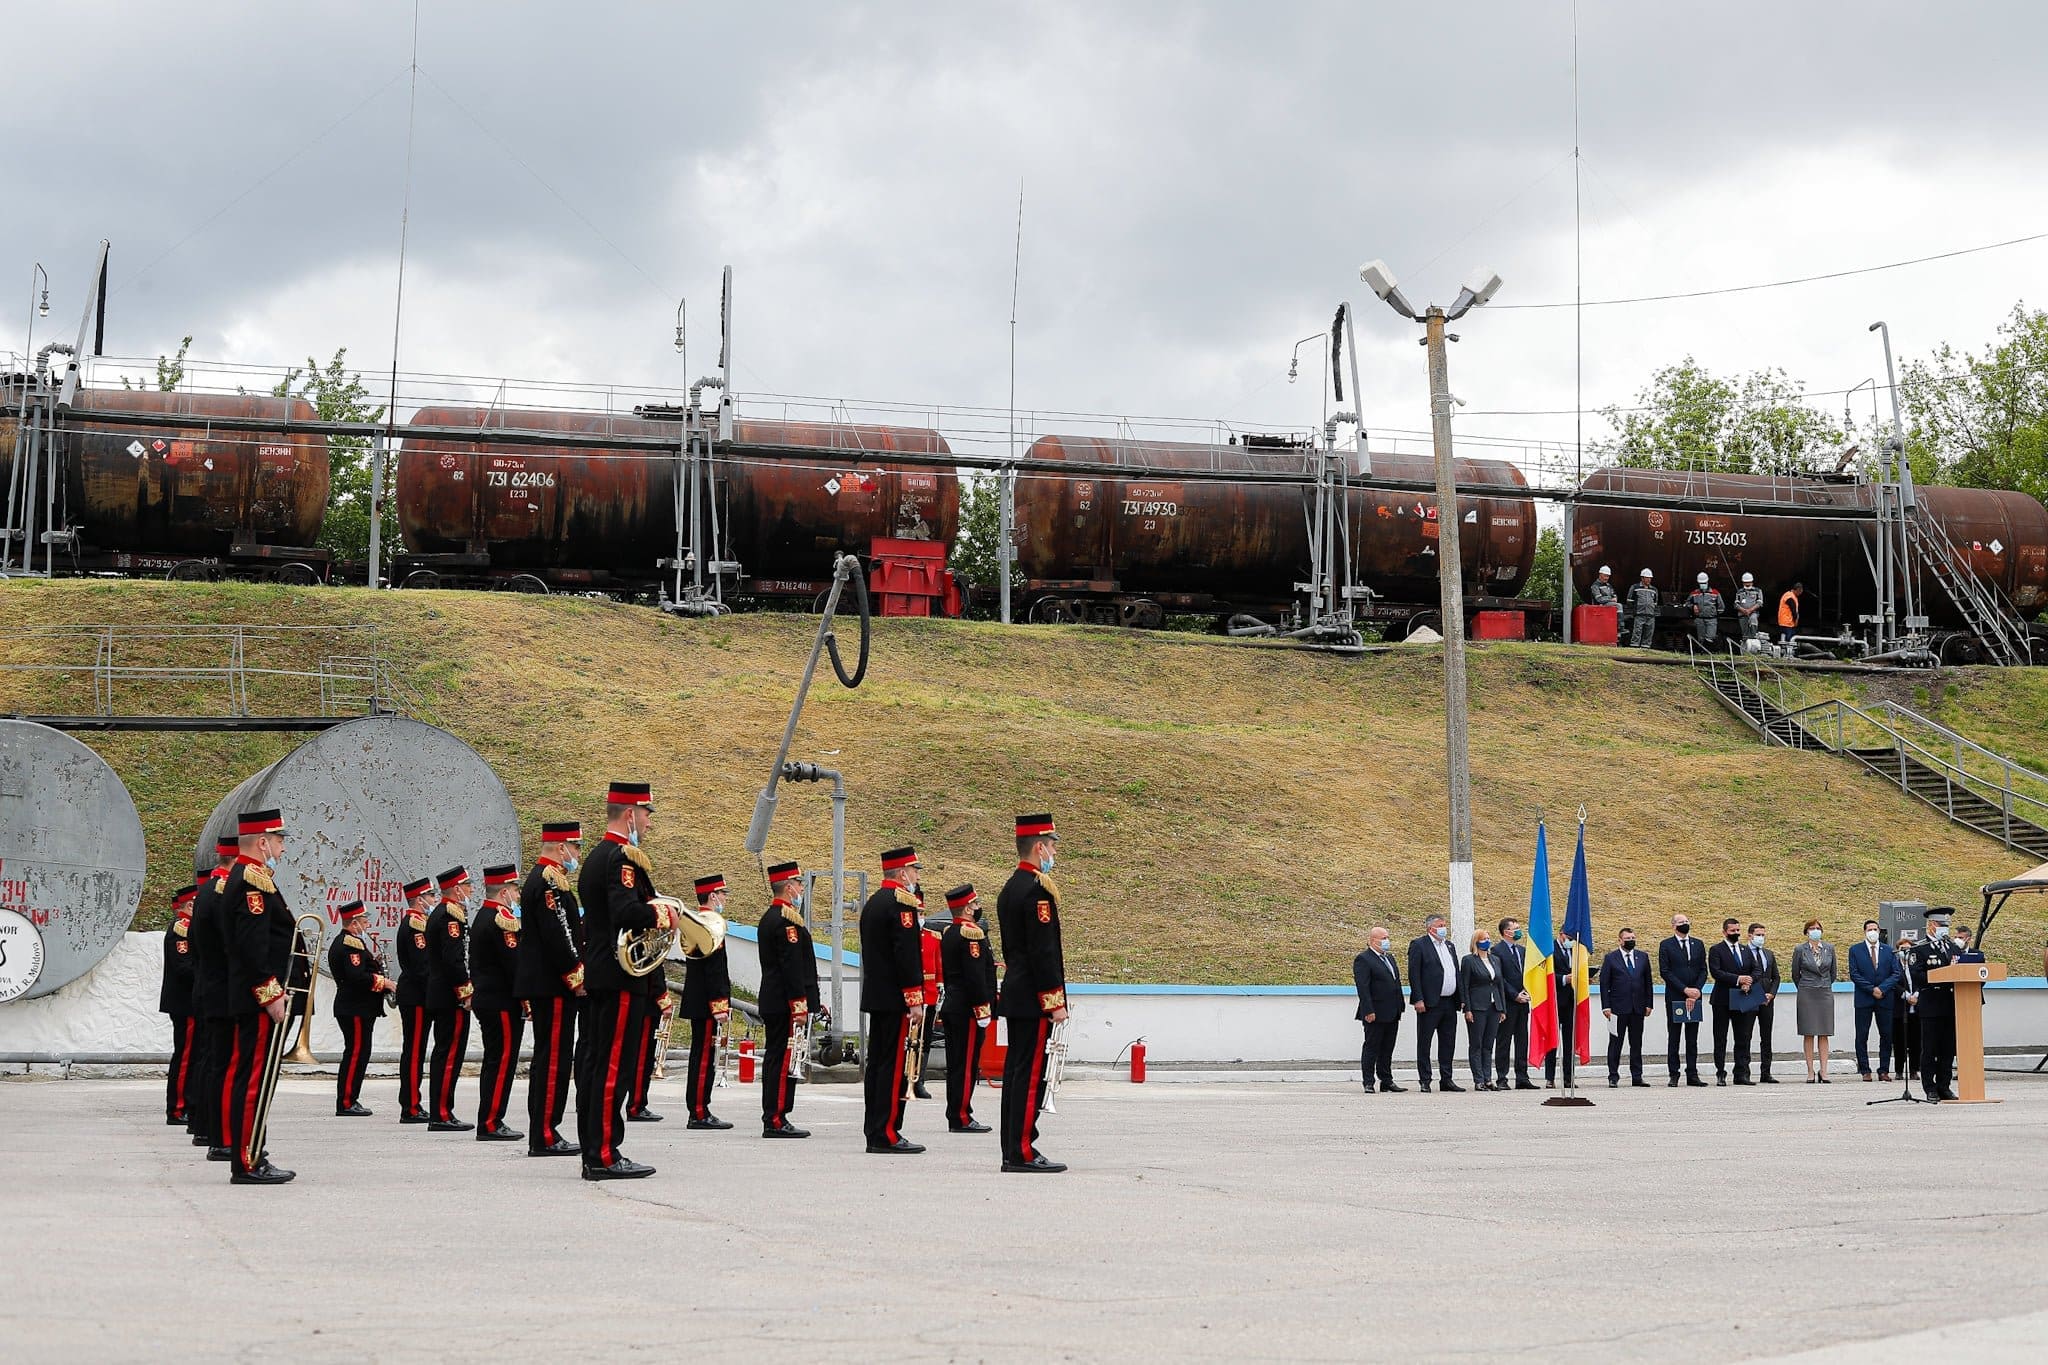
[1929,961,2008,1103]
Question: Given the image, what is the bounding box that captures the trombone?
[282,916,323,1066]
[246,914,326,1168]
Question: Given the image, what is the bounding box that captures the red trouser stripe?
[599,993,629,1165]
[490,1010,516,1125]
[545,1003,564,1141]
[956,1024,979,1127]
[884,1015,908,1143]
[172,1017,193,1111]
[1021,1016,1049,1161]
[218,1023,243,1155]
[240,1012,273,1170]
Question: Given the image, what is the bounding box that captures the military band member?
[939,884,996,1134]
[187,836,239,1156]
[425,866,478,1132]
[626,991,668,1124]
[470,864,526,1142]
[327,900,394,1116]
[393,876,436,1124]
[219,808,296,1185]
[998,813,1069,1174]
[680,873,735,1130]
[860,846,928,1154]
[517,822,584,1157]
[758,860,822,1138]
[575,781,673,1180]
[159,885,199,1126]
[1906,910,1960,1101]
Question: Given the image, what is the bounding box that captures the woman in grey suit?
[1461,931,1508,1091]
[1793,919,1838,1082]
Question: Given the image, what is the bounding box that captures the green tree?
[270,350,391,565]
[121,336,192,391]
[1524,524,1564,606]
[1902,303,2048,499]
[950,472,1005,617]
[1595,357,1846,475]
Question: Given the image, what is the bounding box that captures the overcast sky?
[7,1,2048,472]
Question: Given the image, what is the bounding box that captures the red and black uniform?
[939,885,996,1132]
[159,886,198,1124]
[516,841,584,1152]
[469,866,526,1138]
[858,849,928,1150]
[757,868,821,1132]
[392,878,434,1121]
[917,921,942,1089]
[575,802,664,1174]
[997,814,1068,1168]
[220,845,293,1177]
[326,906,391,1114]
[185,846,237,1147]
[680,874,732,1124]
[424,871,476,1126]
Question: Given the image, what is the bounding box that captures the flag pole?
[1545,806,1596,1107]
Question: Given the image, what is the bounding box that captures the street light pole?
[1423,306,1475,948]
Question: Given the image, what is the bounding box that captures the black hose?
[826,557,871,687]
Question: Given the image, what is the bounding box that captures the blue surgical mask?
[1478,938,1491,951]
[1932,925,1948,941]
[564,856,579,873]
[1754,934,1767,948]
[1805,929,1821,942]
[1041,852,1055,872]
[1432,925,1447,940]
[627,829,640,848]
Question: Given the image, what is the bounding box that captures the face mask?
[1042,851,1056,871]
[1432,925,1447,940]
[1865,930,1880,944]
[1752,935,1766,948]
[1932,926,1949,941]
[1622,938,1636,950]
[564,855,580,873]
[1806,929,1822,942]
[1725,931,1740,941]
[1477,938,1491,951]
[1511,928,1524,942]
[792,889,806,910]
[1676,923,1690,935]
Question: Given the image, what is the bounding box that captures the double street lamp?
[1358,258,1502,949]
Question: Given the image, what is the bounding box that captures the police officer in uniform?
[469,864,526,1141]
[680,873,735,1130]
[517,822,584,1157]
[998,813,1069,1174]
[187,836,239,1156]
[219,808,296,1185]
[1588,565,1619,607]
[1627,569,1659,648]
[425,867,477,1132]
[393,876,436,1124]
[1906,910,1960,1101]
[860,846,929,1154]
[325,900,392,1116]
[576,780,672,1181]
[1732,572,1764,650]
[1688,572,1723,649]
[757,859,822,1139]
[160,885,198,1126]
[939,883,996,1133]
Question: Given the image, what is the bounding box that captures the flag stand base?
[1542,1094,1595,1107]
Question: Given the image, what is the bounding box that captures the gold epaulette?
[244,865,277,894]
[446,904,468,924]
[960,923,985,941]
[1033,869,1061,903]
[493,909,519,932]
[171,921,189,939]
[893,888,921,909]
[405,913,428,931]
[340,932,365,949]
[622,844,653,875]
[542,864,573,893]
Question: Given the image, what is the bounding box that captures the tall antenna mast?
[372,0,423,590]
[1001,181,1024,626]
[1572,0,1583,486]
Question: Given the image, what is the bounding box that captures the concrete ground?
[5,1067,2048,1363]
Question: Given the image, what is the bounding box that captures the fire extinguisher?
[738,1037,756,1084]
[1129,1037,1147,1084]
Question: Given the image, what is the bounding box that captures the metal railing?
[1905,507,2032,665]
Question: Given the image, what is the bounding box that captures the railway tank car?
[1013,435,1537,629]
[1,389,330,579]
[1568,467,2048,644]
[393,407,956,595]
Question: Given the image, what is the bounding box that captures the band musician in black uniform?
[860,847,929,1154]
[425,867,477,1132]
[517,822,584,1156]
[758,860,822,1139]
[187,836,239,1157]
[680,873,734,1130]
[393,875,436,1124]
[469,864,526,1141]
[327,899,394,1116]
[939,883,995,1133]
[219,808,296,1185]
[159,885,198,1126]
[997,813,1069,1174]
[575,781,674,1181]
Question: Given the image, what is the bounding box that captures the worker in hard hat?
[1589,565,1619,607]
[1731,572,1764,653]
[1627,569,1659,649]
[1687,572,1724,649]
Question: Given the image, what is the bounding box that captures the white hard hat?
[1741,572,1754,583]
[1696,572,1709,585]
[1597,565,1611,576]
[1640,568,1653,578]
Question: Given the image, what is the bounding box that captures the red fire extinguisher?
[738,1037,757,1084]
[1130,1038,1147,1084]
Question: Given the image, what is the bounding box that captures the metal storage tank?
[1013,436,1535,608]
[192,716,519,973]
[0,719,148,999]
[3,390,330,567]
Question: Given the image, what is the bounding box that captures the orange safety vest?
[1777,590,1799,628]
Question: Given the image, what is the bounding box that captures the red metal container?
[1130,1038,1147,1083]
[738,1037,756,1084]
[1472,609,1526,640]
[1571,603,1620,645]
[868,536,953,616]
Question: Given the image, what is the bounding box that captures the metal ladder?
[1904,507,2032,665]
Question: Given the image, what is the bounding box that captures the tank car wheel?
[502,574,550,595]
[400,570,444,590]
[275,561,319,586]
[1118,599,1165,630]
[1399,611,1442,641]
[166,560,217,582]
[1030,598,1079,625]
[1939,635,1984,666]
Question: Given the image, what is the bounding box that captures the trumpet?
[247,914,326,1168]
[282,919,322,1066]
[789,1013,812,1080]
[714,1014,735,1088]
[1041,1017,1072,1114]
[902,1009,926,1100]
[650,988,679,1080]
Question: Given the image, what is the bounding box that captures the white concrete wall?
[7,933,2047,1067]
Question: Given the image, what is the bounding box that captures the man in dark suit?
[1848,918,1901,1081]
[1601,926,1654,1086]
[1658,913,1708,1087]
[1352,927,1405,1093]
[1491,917,1535,1090]
[1407,915,1463,1092]
[1708,918,1761,1085]
[1542,933,1582,1089]
[1750,923,1781,1083]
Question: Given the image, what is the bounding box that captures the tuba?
[616,896,725,977]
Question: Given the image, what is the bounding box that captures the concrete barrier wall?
[6,932,2045,1067]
